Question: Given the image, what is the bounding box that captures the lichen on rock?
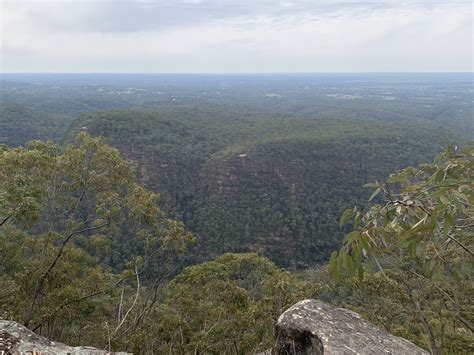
[274,299,428,354]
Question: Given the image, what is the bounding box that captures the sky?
[1,0,473,73]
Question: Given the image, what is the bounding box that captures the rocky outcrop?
[0,320,130,355]
[275,299,428,354]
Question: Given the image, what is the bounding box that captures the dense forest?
[1,135,471,353]
[0,74,472,353]
[4,74,470,268]
[68,106,447,267]
[0,102,70,146]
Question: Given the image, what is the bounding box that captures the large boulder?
[0,320,130,354]
[275,299,428,354]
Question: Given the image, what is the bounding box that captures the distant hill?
[68,105,448,267]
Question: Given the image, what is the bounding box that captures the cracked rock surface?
[274,299,428,354]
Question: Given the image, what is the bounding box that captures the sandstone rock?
[275,299,428,354]
[0,320,131,355]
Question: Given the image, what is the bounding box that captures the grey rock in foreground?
[274,299,428,355]
[0,320,131,355]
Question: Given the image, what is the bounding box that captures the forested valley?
[0,74,472,353]
[68,106,446,267]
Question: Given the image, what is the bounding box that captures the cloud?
[1,0,472,72]
[4,1,462,34]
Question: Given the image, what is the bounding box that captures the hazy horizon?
[2,72,472,75]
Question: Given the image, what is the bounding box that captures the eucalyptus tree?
[0,133,192,344]
[331,145,473,354]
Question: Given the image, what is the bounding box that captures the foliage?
[1,134,311,354]
[68,106,446,268]
[0,102,70,147]
[0,132,192,344]
[113,253,309,354]
[2,74,472,353]
[330,145,474,354]
[3,74,469,268]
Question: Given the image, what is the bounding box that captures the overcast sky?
[1,0,472,73]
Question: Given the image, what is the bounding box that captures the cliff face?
[0,320,130,355]
[274,299,428,354]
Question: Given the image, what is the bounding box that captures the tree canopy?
[0,132,192,341]
[330,145,474,354]
[68,106,447,268]
[113,253,309,354]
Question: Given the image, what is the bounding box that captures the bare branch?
[0,213,13,227]
[115,266,140,333]
[445,233,473,257]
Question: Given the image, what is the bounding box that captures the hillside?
[0,102,70,146]
[69,105,448,267]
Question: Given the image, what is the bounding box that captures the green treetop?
[0,132,193,341]
[331,145,473,354]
